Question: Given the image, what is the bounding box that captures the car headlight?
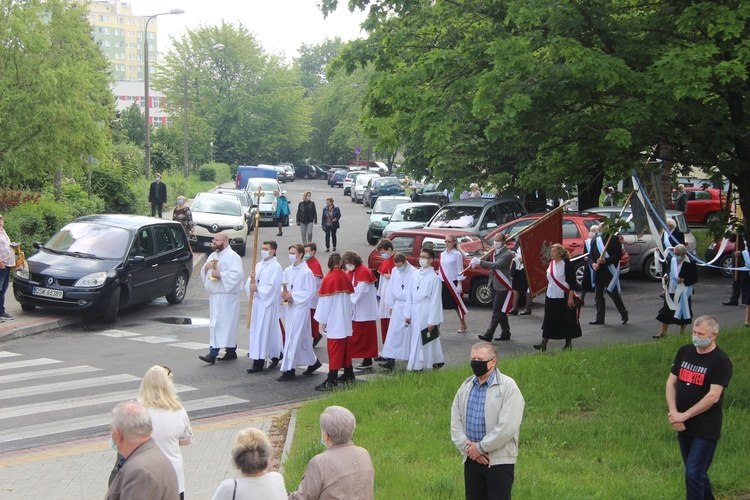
[371,221,384,228]
[233,223,245,231]
[75,271,108,288]
[14,262,29,280]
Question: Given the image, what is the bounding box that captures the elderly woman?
[288,406,374,499]
[212,428,287,500]
[138,366,192,499]
[172,195,194,236]
[534,243,582,352]
[468,183,483,198]
[654,244,698,338]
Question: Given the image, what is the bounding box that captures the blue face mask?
[110,435,118,452]
[303,253,311,260]
[396,266,406,273]
[381,252,390,259]
[176,199,184,206]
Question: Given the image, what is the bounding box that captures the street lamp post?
[183,43,223,179]
[144,8,184,180]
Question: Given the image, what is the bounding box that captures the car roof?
[441,197,521,206]
[512,212,604,221]
[195,192,242,203]
[74,214,181,229]
[394,202,439,209]
[376,196,411,201]
[215,188,247,195]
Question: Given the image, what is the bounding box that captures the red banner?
[517,208,563,296]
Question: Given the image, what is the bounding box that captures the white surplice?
[245,257,283,361]
[280,262,317,371]
[314,292,353,340]
[404,266,444,371]
[381,263,416,361]
[200,246,244,349]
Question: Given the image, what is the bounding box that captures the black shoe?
[246,360,265,373]
[379,360,395,370]
[277,370,296,382]
[312,336,322,347]
[337,367,355,383]
[356,359,373,369]
[507,310,519,316]
[325,248,330,252]
[0,312,14,320]
[561,344,572,351]
[589,320,604,325]
[433,362,445,369]
[199,354,216,364]
[276,232,283,236]
[374,355,386,362]
[315,379,338,391]
[722,301,739,306]
[477,334,493,342]
[495,335,511,341]
[659,293,665,299]
[303,359,322,376]
[533,342,547,353]
[217,351,238,361]
[268,357,280,369]
[519,309,532,315]
[621,314,629,325]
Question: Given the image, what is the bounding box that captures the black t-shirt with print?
[670,344,732,440]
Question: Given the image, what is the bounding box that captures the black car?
[295,165,328,180]
[13,215,193,323]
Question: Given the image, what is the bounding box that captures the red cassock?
[377,257,396,343]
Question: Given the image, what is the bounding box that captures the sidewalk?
[0,405,300,499]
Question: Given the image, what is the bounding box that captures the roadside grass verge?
[283,331,750,498]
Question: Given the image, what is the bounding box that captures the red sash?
[491,251,514,314]
[548,261,582,317]
[439,260,468,318]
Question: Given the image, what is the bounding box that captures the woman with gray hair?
[654,244,698,338]
[289,406,375,499]
[211,427,286,499]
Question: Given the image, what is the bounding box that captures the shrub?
[5,200,74,256]
[60,182,105,217]
[198,164,217,182]
[91,169,138,213]
[0,188,41,214]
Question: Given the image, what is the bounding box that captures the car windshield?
[391,204,439,222]
[245,179,278,192]
[430,206,483,228]
[373,198,410,214]
[192,196,243,216]
[216,191,249,209]
[44,222,131,260]
[376,178,399,188]
[357,175,377,186]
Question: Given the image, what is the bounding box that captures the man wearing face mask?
[665,315,732,500]
[296,191,317,244]
[199,233,244,364]
[404,247,444,371]
[451,342,525,500]
[245,241,284,373]
[278,244,321,381]
[343,251,379,372]
[472,233,514,342]
[304,242,325,348]
[148,173,168,218]
[375,238,396,346]
[380,253,415,370]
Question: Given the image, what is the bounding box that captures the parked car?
[328,165,349,184]
[235,165,278,189]
[705,237,737,278]
[366,195,411,244]
[425,197,527,238]
[672,187,728,225]
[382,202,440,238]
[244,177,281,198]
[367,228,493,306]
[351,174,380,203]
[214,188,253,232]
[417,182,447,203]
[487,213,630,286]
[328,169,349,187]
[362,177,406,208]
[281,164,296,182]
[343,171,364,196]
[582,206,695,281]
[295,165,328,180]
[12,215,193,323]
[274,166,287,183]
[189,193,248,256]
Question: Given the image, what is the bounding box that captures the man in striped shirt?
[0,214,16,322]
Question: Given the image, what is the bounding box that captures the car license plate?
[203,241,213,247]
[260,217,272,222]
[32,286,63,299]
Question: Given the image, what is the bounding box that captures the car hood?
[27,250,120,278]
[384,222,427,234]
[192,211,245,225]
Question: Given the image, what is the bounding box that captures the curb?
[279,408,298,475]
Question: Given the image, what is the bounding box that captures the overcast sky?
[126,0,368,62]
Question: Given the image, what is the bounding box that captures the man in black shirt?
[665,315,732,500]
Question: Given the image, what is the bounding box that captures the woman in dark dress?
[535,244,582,352]
[654,244,698,338]
[172,195,194,236]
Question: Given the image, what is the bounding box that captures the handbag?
[10,243,25,271]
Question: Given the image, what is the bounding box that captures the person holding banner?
[441,235,469,333]
[404,247,444,371]
[472,233,514,342]
[654,244,698,338]
[580,225,599,304]
[245,241,283,374]
[589,224,629,326]
[535,244,581,352]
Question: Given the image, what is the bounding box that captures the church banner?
[517,207,563,296]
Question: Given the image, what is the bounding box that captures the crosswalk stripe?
[0,374,142,401]
[0,351,21,358]
[0,384,196,420]
[128,336,177,344]
[0,358,61,371]
[95,330,141,338]
[0,365,101,384]
[0,395,250,444]
[171,342,211,350]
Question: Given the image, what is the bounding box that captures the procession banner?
[517,207,563,297]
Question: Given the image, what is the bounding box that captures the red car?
[487,213,630,285]
[367,228,493,306]
[673,187,728,225]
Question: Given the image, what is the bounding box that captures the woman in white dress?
[138,365,193,499]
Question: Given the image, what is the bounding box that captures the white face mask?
[306,196,311,201]
[345,264,355,271]
[261,250,270,259]
[288,254,298,263]
[494,241,503,249]
[589,231,598,239]
[419,258,429,268]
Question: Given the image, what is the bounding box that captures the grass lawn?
[283,330,750,498]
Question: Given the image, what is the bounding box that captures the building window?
[104,40,110,46]
[103,28,109,34]
[99,15,103,21]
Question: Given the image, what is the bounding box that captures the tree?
[296,37,345,92]
[113,103,146,147]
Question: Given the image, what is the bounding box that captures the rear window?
[391,205,439,222]
[373,198,410,214]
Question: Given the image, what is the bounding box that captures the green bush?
[91,169,138,213]
[60,183,105,217]
[5,200,74,256]
[198,164,217,182]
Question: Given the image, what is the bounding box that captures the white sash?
[595,237,621,293]
[439,262,468,318]
[491,250,513,314]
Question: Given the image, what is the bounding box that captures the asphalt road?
[0,178,745,453]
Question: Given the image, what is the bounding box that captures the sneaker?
[0,312,13,320]
[0,317,4,323]
[302,359,322,376]
[356,361,373,369]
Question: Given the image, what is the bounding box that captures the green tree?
[113,103,146,147]
[296,37,345,92]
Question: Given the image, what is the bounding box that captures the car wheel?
[320,173,327,180]
[705,212,722,225]
[304,174,310,179]
[20,303,36,312]
[166,271,189,304]
[102,287,121,323]
[643,254,662,281]
[574,260,585,287]
[366,230,378,245]
[719,253,734,278]
[470,278,492,307]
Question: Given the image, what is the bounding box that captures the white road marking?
[0,358,61,371]
[0,365,101,384]
[0,374,142,401]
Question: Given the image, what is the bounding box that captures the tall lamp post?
[183,43,224,179]
[144,8,184,179]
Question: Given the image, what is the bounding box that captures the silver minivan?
[582,206,696,281]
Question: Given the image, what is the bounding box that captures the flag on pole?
[518,207,563,296]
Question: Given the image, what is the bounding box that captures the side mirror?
[130,255,146,263]
[33,241,43,249]
[366,211,372,215]
[487,222,498,229]
[383,216,390,221]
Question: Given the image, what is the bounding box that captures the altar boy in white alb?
[404,247,444,371]
[278,244,321,382]
[245,240,283,374]
[380,253,415,370]
[199,233,244,364]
